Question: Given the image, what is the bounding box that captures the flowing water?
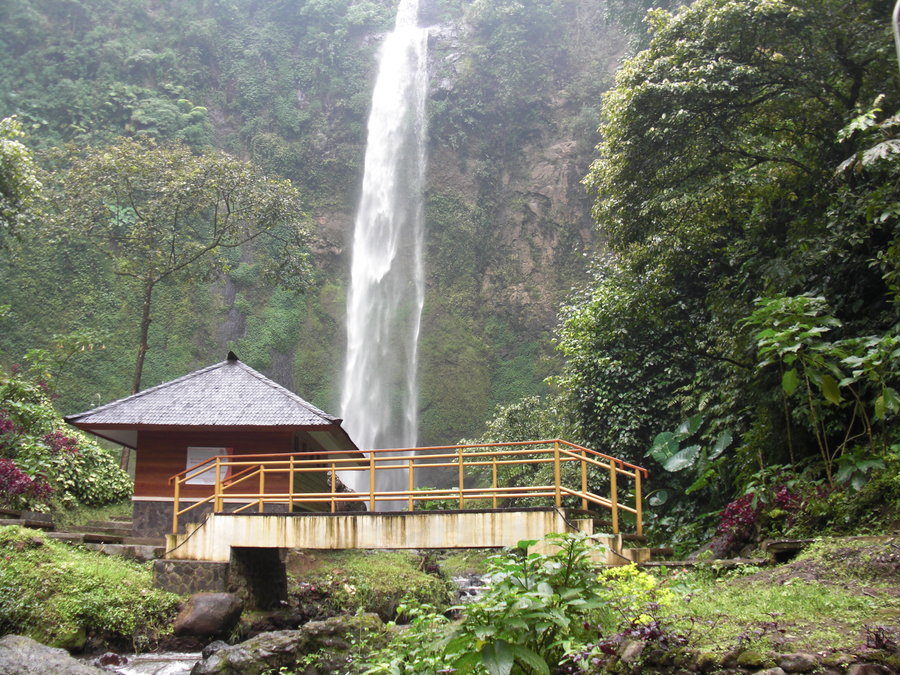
[340,0,428,504]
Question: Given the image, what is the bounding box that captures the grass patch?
[0,525,180,651]
[659,538,900,653]
[286,550,452,622]
[676,578,881,651]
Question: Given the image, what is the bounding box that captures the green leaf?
[648,489,669,506]
[663,444,701,472]
[453,652,481,673]
[509,644,550,675]
[834,463,855,484]
[708,431,732,460]
[820,374,842,405]
[883,387,900,414]
[481,640,514,675]
[781,368,800,396]
[875,394,886,420]
[686,467,715,494]
[675,415,702,438]
[648,431,678,461]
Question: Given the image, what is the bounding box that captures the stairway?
[568,512,672,565]
[0,510,165,561]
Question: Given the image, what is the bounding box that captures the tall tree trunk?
[131,281,155,395]
[122,281,155,470]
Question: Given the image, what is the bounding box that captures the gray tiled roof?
[66,356,340,428]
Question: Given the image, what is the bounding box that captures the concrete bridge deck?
[164,507,650,565]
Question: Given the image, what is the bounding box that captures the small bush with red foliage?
[718,493,760,542]
[41,430,80,456]
[0,457,53,509]
[772,483,803,512]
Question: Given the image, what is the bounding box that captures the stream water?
[339,0,429,505]
[84,651,201,674]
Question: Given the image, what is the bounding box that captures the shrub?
[596,563,676,623]
[0,369,132,509]
[0,458,53,509]
[364,533,610,675]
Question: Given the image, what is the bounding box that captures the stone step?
[0,518,54,530]
[618,547,652,563]
[620,533,647,544]
[123,536,166,547]
[69,524,132,537]
[109,515,133,523]
[83,542,165,562]
[77,532,125,544]
[84,519,133,531]
[0,508,21,518]
[649,547,675,557]
[47,532,85,544]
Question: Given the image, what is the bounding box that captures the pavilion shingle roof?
[66,355,340,428]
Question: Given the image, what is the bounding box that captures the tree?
[48,138,311,393]
[0,116,41,247]
[559,0,899,533]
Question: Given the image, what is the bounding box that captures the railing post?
[214,457,223,512]
[331,463,337,513]
[553,441,561,507]
[259,465,265,514]
[288,456,295,513]
[635,469,643,536]
[369,452,376,511]
[408,458,414,512]
[491,451,498,509]
[609,461,619,533]
[580,446,588,511]
[458,446,464,509]
[172,477,180,534]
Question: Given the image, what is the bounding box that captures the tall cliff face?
[412,3,627,443]
[0,0,630,445]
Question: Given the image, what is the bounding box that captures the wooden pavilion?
[65,352,361,537]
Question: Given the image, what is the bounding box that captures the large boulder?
[191,613,385,675]
[0,635,106,674]
[174,593,244,638]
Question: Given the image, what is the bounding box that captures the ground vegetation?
[0,525,179,652]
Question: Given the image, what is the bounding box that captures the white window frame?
[185,446,228,485]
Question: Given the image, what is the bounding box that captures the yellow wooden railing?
[168,440,648,536]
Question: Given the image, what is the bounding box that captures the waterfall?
[340,0,428,506]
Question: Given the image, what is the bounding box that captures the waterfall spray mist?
[340,0,428,506]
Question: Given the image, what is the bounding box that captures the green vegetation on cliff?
[0,0,630,446]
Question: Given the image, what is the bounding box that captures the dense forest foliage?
[0,0,626,447]
[475,0,899,549]
[0,0,897,546]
